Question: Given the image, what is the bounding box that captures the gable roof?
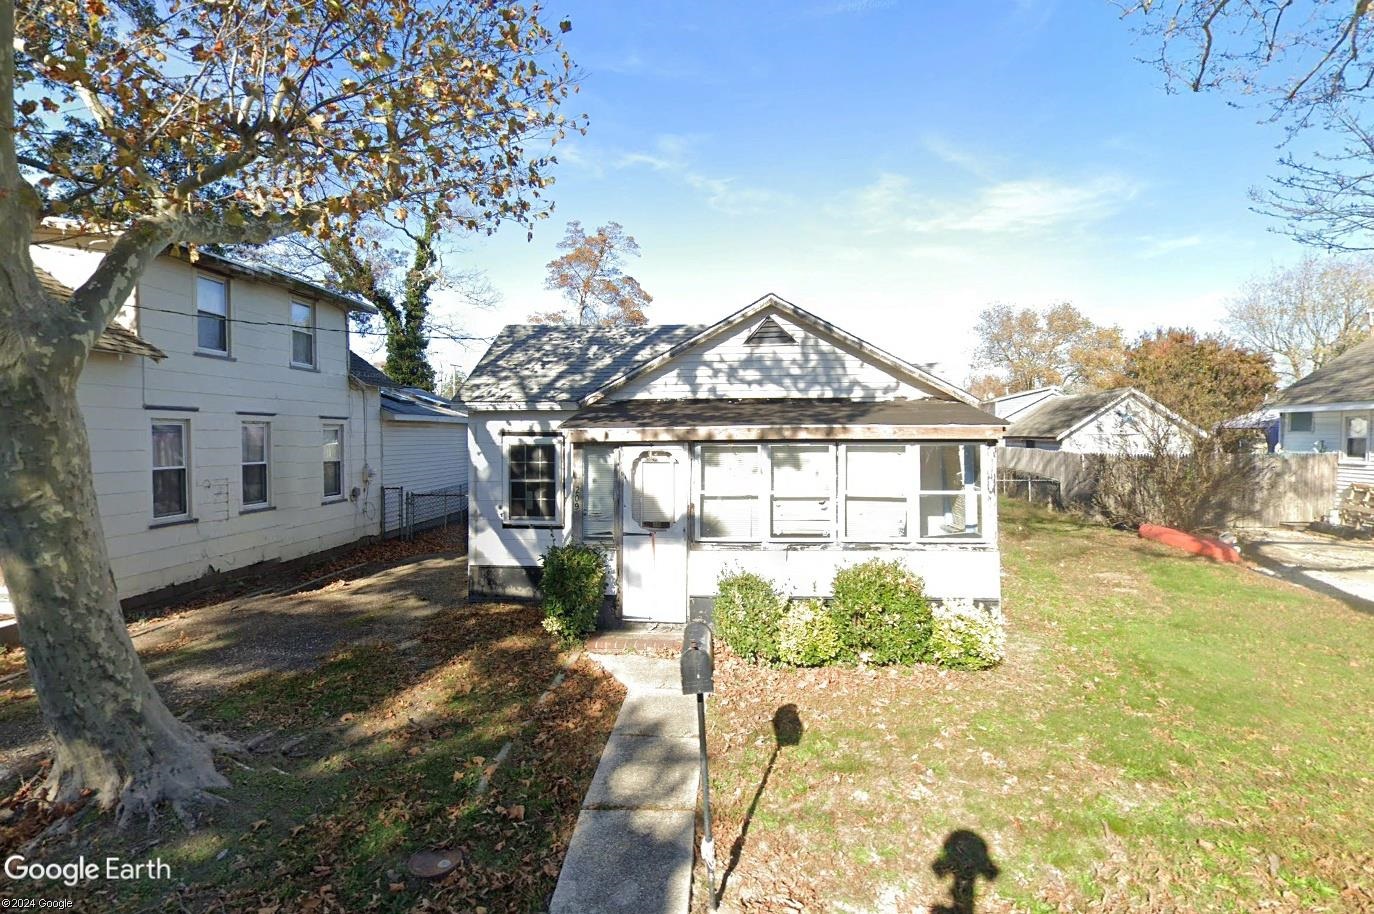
[380,388,467,422]
[1273,337,1374,408]
[583,294,978,406]
[461,323,705,405]
[1005,388,1137,439]
[348,351,397,388]
[1006,387,1205,441]
[35,266,167,361]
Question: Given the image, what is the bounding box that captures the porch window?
[770,444,834,538]
[1346,414,1370,460]
[698,444,762,540]
[582,446,616,537]
[507,438,559,522]
[843,444,910,540]
[917,444,982,539]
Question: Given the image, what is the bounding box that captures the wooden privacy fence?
[998,448,1338,527]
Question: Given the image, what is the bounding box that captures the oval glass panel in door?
[632,450,678,530]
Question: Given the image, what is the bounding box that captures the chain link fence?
[996,469,1063,508]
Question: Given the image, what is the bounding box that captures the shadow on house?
[718,703,803,899]
[930,829,1000,914]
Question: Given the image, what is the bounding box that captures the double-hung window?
[1289,411,1314,433]
[582,446,616,537]
[698,444,763,541]
[196,274,229,354]
[507,438,559,522]
[1346,413,1371,460]
[770,444,834,539]
[842,444,911,541]
[291,301,316,368]
[241,422,270,508]
[322,424,344,499]
[151,421,190,520]
[917,444,982,539]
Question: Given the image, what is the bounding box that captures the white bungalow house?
[1272,334,1374,508]
[461,294,1007,625]
[29,229,385,606]
[986,386,1201,454]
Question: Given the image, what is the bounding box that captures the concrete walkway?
[550,654,700,914]
[1241,527,1374,613]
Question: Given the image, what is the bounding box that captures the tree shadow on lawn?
[6,600,626,914]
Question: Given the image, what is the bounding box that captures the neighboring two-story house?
[31,226,384,604]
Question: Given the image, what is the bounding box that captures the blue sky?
[381,0,1315,385]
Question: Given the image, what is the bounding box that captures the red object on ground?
[1138,524,1242,564]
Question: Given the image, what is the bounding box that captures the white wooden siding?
[383,421,469,493]
[611,310,936,402]
[60,253,382,600]
[1059,393,1192,455]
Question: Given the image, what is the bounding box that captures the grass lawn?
[0,601,624,914]
[702,499,1374,913]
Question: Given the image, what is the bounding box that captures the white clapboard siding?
[612,310,936,402]
[53,250,384,601]
[1279,409,1345,455]
[382,421,469,494]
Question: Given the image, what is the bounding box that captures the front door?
[619,445,689,623]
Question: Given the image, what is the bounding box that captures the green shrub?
[539,543,608,645]
[715,570,786,663]
[829,559,932,665]
[930,598,1006,670]
[777,598,843,667]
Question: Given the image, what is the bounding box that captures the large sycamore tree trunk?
[0,255,229,826]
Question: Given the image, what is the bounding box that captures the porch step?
[584,628,682,656]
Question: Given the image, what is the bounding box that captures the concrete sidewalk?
[549,654,700,914]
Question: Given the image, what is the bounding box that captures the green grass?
[703,499,1374,913]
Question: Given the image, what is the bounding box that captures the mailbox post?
[681,621,716,910]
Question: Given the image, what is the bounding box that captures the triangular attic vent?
[744,316,797,346]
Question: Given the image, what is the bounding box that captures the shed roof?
[461,323,705,404]
[1273,337,1374,407]
[1004,388,1132,439]
[348,351,397,388]
[36,266,167,361]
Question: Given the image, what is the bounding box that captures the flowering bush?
[777,599,843,667]
[929,598,1006,670]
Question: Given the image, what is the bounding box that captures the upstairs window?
[291,301,316,367]
[196,274,229,353]
[152,421,189,519]
[507,438,558,522]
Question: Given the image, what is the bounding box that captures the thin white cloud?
[609,134,790,216]
[1136,234,1206,258]
[843,171,1138,235]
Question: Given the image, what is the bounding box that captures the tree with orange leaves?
[534,220,652,326]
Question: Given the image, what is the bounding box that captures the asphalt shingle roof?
[1274,337,1374,407]
[1004,388,1131,440]
[36,266,166,361]
[461,323,706,404]
[348,351,397,388]
[563,397,1004,429]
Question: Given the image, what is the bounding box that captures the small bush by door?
[538,543,608,645]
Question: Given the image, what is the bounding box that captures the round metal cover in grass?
[407,849,464,879]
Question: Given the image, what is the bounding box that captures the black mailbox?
[680,621,714,695]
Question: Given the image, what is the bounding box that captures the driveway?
[1240,527,1374,613]
[0,548,467,780]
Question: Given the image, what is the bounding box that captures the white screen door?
[620,445,688,623]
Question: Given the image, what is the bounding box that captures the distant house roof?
[348,351,397,388]
[36,266,167,361]
[1005,388,1136,440]
[1273,337,1374,408]
[1220,407,1279,430]
[461,323,705,404]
